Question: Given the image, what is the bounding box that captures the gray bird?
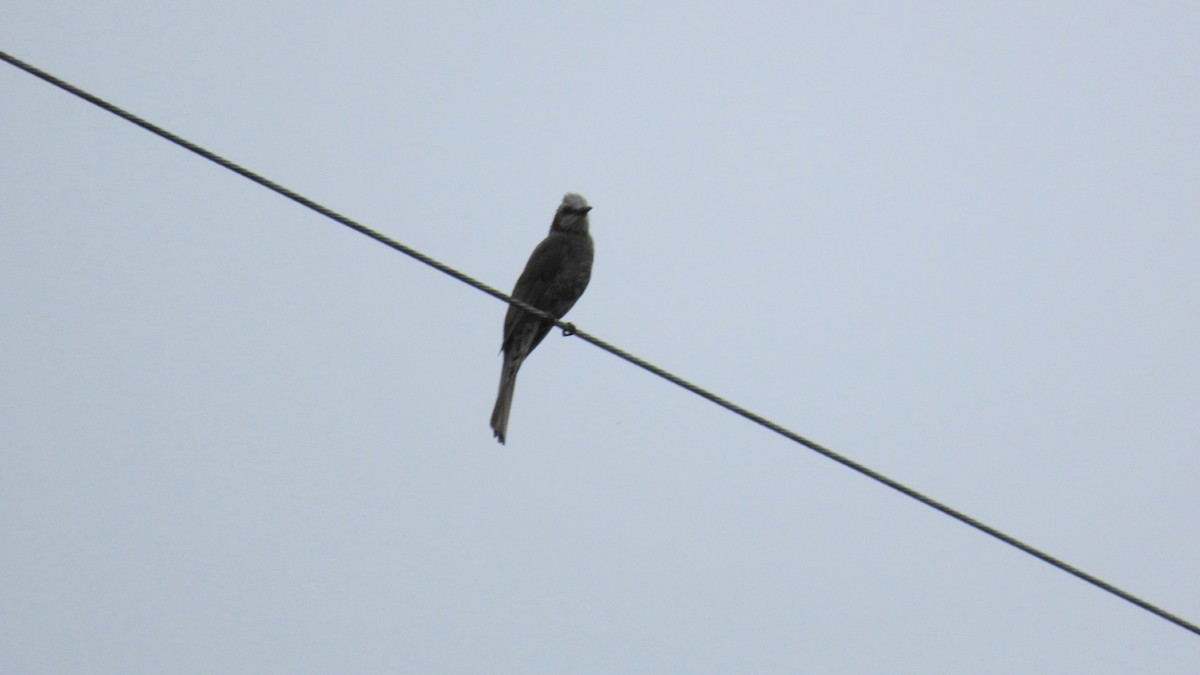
[490,193,595,444]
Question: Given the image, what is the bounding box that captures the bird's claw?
[561,322,577,337]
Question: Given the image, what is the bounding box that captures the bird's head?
[552,193,592,233]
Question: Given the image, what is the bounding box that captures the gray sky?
[3,2,1199,673]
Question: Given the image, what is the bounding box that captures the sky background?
[3,2,1199,672]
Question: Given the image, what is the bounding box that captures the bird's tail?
[490,355,522,444]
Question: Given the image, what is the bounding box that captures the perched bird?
[490,193,595,444]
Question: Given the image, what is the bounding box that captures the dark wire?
[4,48,1197,638]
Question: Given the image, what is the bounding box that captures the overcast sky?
[3,2,1199,673]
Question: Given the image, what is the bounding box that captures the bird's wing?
[511,234,570,305]
[500,235,568,348]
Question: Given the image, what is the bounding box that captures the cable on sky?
[3,48,1197,638]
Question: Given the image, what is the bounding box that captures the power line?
[3,48,1197,638]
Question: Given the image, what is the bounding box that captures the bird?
[490,193,595,444]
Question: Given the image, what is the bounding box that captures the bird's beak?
[582,206,593,213]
